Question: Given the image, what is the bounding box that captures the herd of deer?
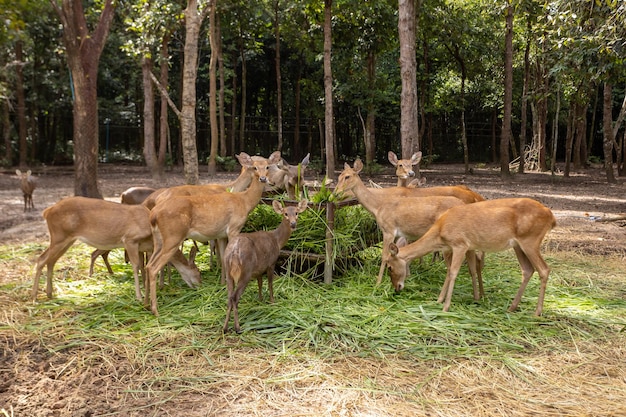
[22,150,556,332]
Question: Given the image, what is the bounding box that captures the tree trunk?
[207,0,219,176]
[275,0,283,152]
[602,83,616,183]
[294,56,302,160]
[52,0,115,198]
[230,54,238,153]
[519,18,531,174]
[141,55,163,180]
[16,40,28,168]
[323,0,335,180]
[217,13,227,156]
[500,0,513,178]
[180,0,203,184]
[398,0,419,161]
[159,34,170,168]
[239,38,247,153]
[364,50,376,166]
[2,99,11,165]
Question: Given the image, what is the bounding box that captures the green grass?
[4,239,625,365]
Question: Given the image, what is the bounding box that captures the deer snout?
[407,170,415,178]
[394,281,405,292]
[289,221,297,230]
[259,176,268,183]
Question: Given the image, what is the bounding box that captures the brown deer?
[145,151,281,316]
[88,187,157,277]
[16,169,36,211]
[223,199,308,333]
[266,153,310,200]
[32,197,201,303]
[333,159,485,289]
[387,198,556,316]
[388,151,421,187]
[141,152,280,210]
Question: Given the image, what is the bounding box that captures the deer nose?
[259,176,268,183]
[408,170,415,177]
[395,282,404,292]
[290,222,297,229]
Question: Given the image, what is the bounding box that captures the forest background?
[1,0,625,195]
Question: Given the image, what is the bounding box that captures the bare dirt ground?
[1,162,625,416]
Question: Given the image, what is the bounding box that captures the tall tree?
[500,0,513,178]
[51,0,115,198]
[323,0,335,179]
[398,0,419,161]
[207,0,219,175]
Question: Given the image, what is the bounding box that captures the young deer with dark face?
[223,199,308,333]
[387,198,556,316]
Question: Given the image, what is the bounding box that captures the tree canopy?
[1,0,625,183]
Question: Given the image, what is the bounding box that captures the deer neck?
[350,176,385,215]
[228,168,253,192]
[400,226,443,263]
[272,217,294,248]
[238,175,266,211]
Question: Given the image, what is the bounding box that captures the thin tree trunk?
[239,39,247,153]
[500,0,513,178]
[141,55,163,180]
[323,0,335,180]
[293,56,302,160]
[364,50,376,166]
[519,18,531,174]
[551,88,560,175]
[159,33,169,168]
[16,40,27,168]
[207,0,219,176]
[230,54,237,153]
[275,0,283,152]
[602,83,616,183]
[217,12,227,156]
[2,99,11,165]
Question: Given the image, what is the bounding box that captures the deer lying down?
[16,169,36,212]
[223,199,308,333]
[387,198,556,316]
[32,197,201,303]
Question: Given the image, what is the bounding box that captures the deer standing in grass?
[223,199,308,333]
[145,151,281,316]
[333,159,485,290]
[386,198,556,316]
[31,197,201,303]
[16,169,36,211]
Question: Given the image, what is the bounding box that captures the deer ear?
[353,159,363,173]
[389,243,399,256]
[297,199,308,212]
[272,199,283,214]
[388,151,398,166]
[411,151,422,165]
[15,169,22,176]
[236,152,252,167]
[268,151,282,165]
[301,153,310,166]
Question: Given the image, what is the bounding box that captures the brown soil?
[1,163,625,416]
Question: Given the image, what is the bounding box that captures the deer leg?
[441,250,467,312]
[267,266,275,303]
[145,244,180,316]
[124,244,144,302]
[232,282,247,334]
[216,238,228,284]
[437,252,453,303]
[465,250,482,301]
[376,234,394,285]
[223,276,236,332]
[32,240,75,300]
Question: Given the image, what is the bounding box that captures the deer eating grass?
[223,199,308,333]
[333,159,485,289]
[31,197,201,303]
[16,169,36,212]
[145,151,281,316]
[387,198,556,316]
